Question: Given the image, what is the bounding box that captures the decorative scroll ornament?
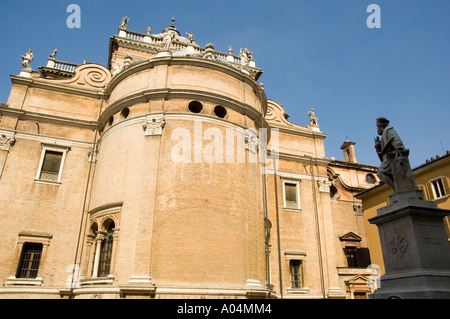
[61,64,111,88]
[142,115,166,136]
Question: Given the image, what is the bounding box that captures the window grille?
[289,260,302,288]
[284,183,298,209]
[344,247,357,268]
[40,150,63,181]
[16,243,43,279]
[98,232,114,277]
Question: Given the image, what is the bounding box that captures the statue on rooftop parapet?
[186,31,195,44]
[240,48,253,66]
[120,16,129,29]
[161,31,175,50]
[50,48,57,60]
[21,49,34,70]
[308,108,318,125]
[374,117,417,193]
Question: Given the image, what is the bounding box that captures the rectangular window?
[16,243,43,279]
[289,260,303,288]
[35,144,70,183]
[431,178,446,199]
[40,150,63,181]
[344,246,357,268]
[283,180,301,210]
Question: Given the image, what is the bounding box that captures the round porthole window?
[188,101,203,113]
[214,105,227,118]
[366,174,376,184]
[120,107,130,119]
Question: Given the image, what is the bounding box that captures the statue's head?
[376,117,389,135]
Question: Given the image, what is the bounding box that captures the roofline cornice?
[10,75,106,99]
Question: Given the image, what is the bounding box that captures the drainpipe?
[272,157,283,299]
[309,156,326,299]
[68,93,105,298]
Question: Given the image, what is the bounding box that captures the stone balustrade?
[117,28,254,67]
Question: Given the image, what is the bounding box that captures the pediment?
[339,232,362,242]
[345,275,370,285]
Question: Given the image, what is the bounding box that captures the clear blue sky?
[1,0,449,168]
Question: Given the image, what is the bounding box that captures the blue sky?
[1,0,449,168]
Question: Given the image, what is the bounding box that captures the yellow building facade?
[357,152,450,275]
[0,19,380,299]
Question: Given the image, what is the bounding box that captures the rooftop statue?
[308,108,318,125]
[21,49,34,70]
[186,31,195,44]
[120,16,129,29]
[50,48,57,60]
[161,31,175,50]
[374,117,417,193]
[240,48,253,66]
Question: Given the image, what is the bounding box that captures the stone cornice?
[104,55,266,110]
[274,151,332,166]
[10,75,106,99]
[330,159,379,172]
[0,105,97,130]
[269,123,327,140]
[99,88,268,131]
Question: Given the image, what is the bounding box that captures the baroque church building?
[0,18,380,299]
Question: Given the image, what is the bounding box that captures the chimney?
[340,140,357,163]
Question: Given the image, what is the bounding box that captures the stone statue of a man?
[374,117,417,193]
[21,49,34,70]
[308,108,318,125]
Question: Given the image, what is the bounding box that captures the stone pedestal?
[369,190,450,298]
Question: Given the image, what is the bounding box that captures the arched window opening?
[97,220,115,278]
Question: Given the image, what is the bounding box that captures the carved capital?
[353,203,364,216]
[0,134,15,151]
[318,179,332,193]
[88,144,99,163]
[245,131,259,153]
[142,115,166,136]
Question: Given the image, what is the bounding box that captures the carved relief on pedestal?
[142,115,166,136]
[388,231,409,260]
